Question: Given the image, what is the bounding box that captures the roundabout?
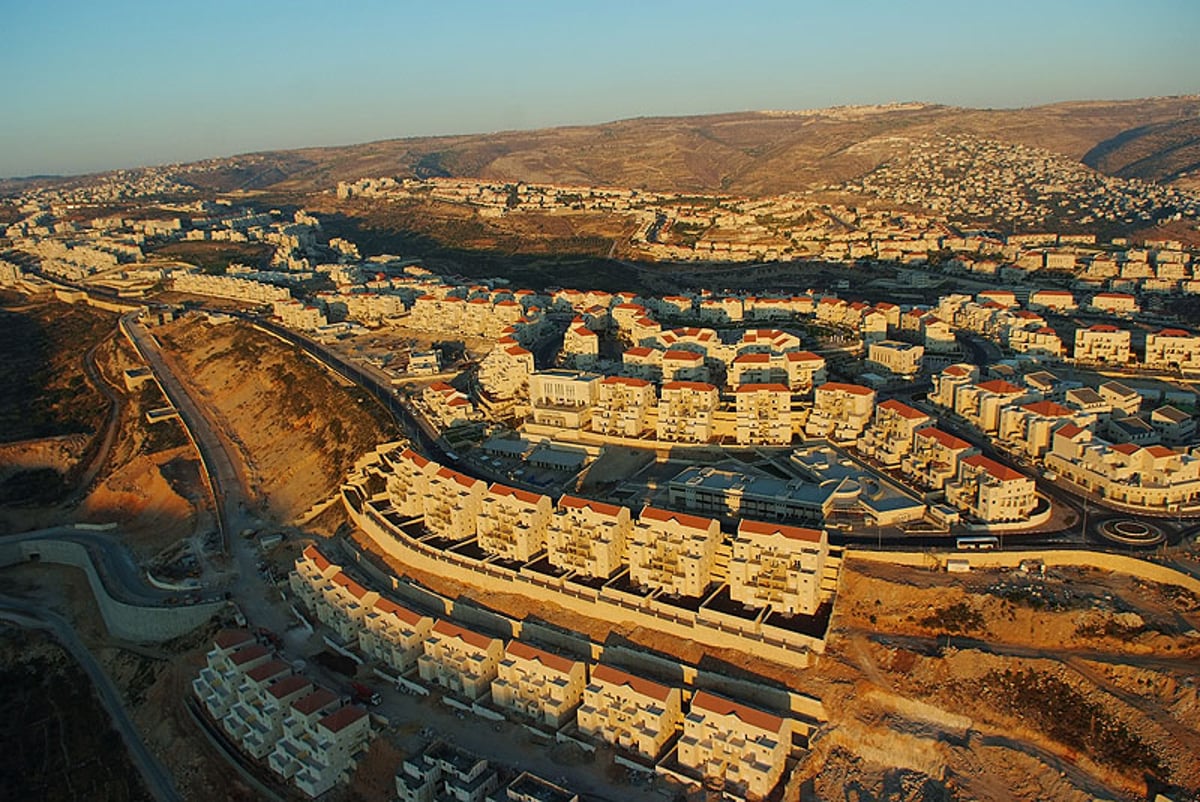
[1097,518,1167,547]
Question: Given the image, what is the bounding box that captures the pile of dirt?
[156,315,398,521]
[78,448,198,555]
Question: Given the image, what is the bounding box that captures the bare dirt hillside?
[155,315,398,521]
[158,96,1200,197]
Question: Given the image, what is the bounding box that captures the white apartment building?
[271,699,373,798]
[384,447,439,517]
[1088,292,1139,316]
[423,382,480,429]
[1074,325,1132,366]
[192,632,270,723]
[424,467,488,542]
[901,426,979,490]
[359,596,434,674]
[173,271,292,303]
[562,321,600,367]
[628,506,722,598]
[1027,289,1077,312]
[998,399,1085,457]
[734,383,793,446]
[677,691,791,801]
[546,495,632,579]
[930,364,979,410]
[1046,432,1200,510]
[1144,328,1200,371]
[784,351,827,392]
[657,381,719,443]
[222,657,292,746]
[478,341,535,400]
[805,382,876,442]
[396,740,498,802]
[529,370,601,429]
[1007,325,1064,359]
[478,483,553,562]
[866,340,925,376]
[729,353,788,388]
[857,399,931,467]
[945,454,1037,523]
[661,349,709,383]
[240,675,314,760]
[577,664,683,760]
[622,346,664,382]
[728,519,828,616]
[418,620,505,700]
[492,641,587,729]
[592,376,657,437]
[274,300,328,331]
[1099,381,1143,417]
[922,317,957,353]
[956,379,1030,434]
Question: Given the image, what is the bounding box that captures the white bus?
[956,535,999,551]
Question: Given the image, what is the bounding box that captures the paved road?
[63,331,124,508]
[0,596,182,802]
[0,527,196,605]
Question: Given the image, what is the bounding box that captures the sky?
[2,0,1198,178]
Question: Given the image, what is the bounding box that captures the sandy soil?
[156,315,398,522]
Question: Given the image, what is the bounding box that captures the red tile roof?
[977,380,1024,394]
[373,596,424,626]
[432,620,498,651]
[319,705,368,734]
[879,399,928,420]
[661,381,717,393]
[691,691,785,734]
[291,688,339,716]
[246,660,291,683]
[737,518,824,543]
[591,664,672,702]
[505,641,576,674]
[915,427,972,450]
[558,494,625,518]
[266,675,312,700]
[1021,400,1074,417]
[214,629,255,651]
[301,545,333,572]
[639,506,717,532]
[229,644,270,666]
[488,482,547,507]
[963,454,1026,482]
[735,383,790,394]
[818,382,874,397]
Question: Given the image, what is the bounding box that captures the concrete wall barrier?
[5,539,222,641]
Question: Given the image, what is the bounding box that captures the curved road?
[0,596,182,802]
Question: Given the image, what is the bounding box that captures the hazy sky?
[3,0,1197,178]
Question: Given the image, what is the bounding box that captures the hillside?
[165,96,1200,198]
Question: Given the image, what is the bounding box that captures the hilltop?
[151,96,1200,198]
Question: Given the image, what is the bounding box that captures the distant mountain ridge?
[12,96,1200,198]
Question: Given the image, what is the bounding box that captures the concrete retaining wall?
[0,539,223,641]
[352,501,817,667]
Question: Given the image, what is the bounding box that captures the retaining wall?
[349,500,819,669]
[0,539,223,641]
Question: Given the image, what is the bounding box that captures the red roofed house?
[902,427,980,490]
[424,467,489,542]
[1074,325,1131,366]
[734,383,793,446]
[657,381,719,443]
[577,664,683,759]
[1144,328,1200,371]
[492,641,587,728]
[999,399,1088,457]
[858,399,932,467]
[729,519,829,616]
[592,375,657,437]
[478,482,554,561]
[547,495,633,578]
[418,620,505,700]
[806,382,876,441]
[278,700,373,798]
[629,506,723,597]
[945,455,1036,523]
[678,691,792,799]
[359,596,434,674]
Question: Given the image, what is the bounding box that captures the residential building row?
[291,545,795,798]
[191,629,373,798]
